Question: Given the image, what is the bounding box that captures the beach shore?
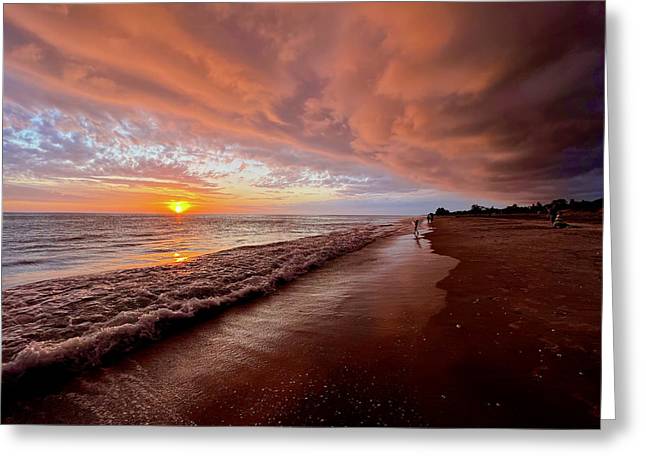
[427,215,602,427]
[2,216,602,427]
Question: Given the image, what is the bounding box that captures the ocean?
[1,212,404,379]
[2,213,401,288]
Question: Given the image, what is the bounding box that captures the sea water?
[1,213,404,378]
[2,213,400,288]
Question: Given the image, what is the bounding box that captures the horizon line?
[1,210,415,217]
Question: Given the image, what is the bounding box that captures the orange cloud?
[3,2,605,212]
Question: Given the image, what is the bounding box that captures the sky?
[2,2,605,215]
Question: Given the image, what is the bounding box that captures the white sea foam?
[2,224,401,379]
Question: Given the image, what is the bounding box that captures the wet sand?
[2,216,602,427]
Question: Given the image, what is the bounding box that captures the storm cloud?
[2,2,605,212]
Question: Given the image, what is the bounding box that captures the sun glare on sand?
[167,201,191,214]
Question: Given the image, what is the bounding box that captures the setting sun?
[167,201,191,214]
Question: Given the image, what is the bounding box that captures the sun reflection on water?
[172,252,189,263]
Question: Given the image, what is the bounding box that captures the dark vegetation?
[435,198,603,218]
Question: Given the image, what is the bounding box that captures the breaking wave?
[2,224,401,381]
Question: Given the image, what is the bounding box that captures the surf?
[1,223,402,382]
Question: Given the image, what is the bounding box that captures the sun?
[167,201,191,214]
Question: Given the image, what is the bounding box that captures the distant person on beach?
[427,213,433,224]
[549,205,559,224]
[553,211,569,229]
[412,219,420,238]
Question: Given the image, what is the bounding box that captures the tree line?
[434,198,603,216]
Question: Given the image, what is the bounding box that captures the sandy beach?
[2,216,602,427]
[427,215,602,427]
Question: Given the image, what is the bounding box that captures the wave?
[1,223,401,381]
[2,259,49,267]
[56,235,104,242]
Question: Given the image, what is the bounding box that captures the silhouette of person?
[412,219,420,238]
[549,206,559,224]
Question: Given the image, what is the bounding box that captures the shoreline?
[2,216,602,427]
[3,227,456,425]
[2,223,403,384]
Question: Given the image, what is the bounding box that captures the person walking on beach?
[412,218,420,238]
[427,212,433,224]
